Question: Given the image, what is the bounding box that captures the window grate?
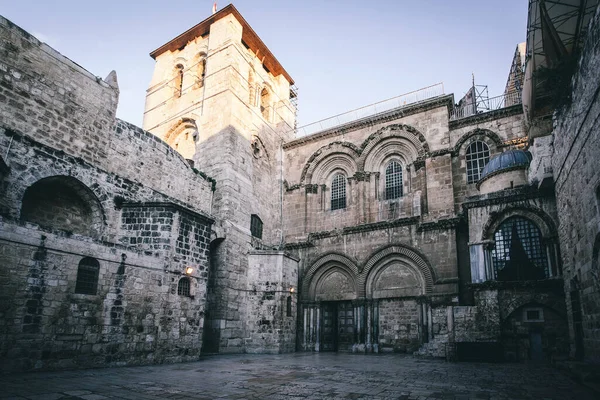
[75,257,100,295]
[331,173,346,210]
[491,217,549,281]
[177,277,191,297]
[466,141,490,184]
[385,161,403,200]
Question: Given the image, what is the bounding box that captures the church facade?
[0,3,598,371]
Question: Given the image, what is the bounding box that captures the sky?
[2,0,528,128]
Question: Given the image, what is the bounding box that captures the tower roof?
[149,4,294,85]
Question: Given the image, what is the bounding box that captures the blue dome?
[479,150,531,181]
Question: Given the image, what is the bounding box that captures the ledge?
[462,185,553,209]
[120,201,214,224]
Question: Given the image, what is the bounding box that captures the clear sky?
[2,0,527,128]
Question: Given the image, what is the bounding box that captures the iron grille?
[466,141,490,184]
[178,277,191,296]
[385,161,403,199]
[491,217,549,280]
[75,257,100,295]
[331,174,346,210]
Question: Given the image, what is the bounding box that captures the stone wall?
[0,16,216,372]
[552,6,600,363]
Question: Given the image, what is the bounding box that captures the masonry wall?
[552,7,600,363]
[0,16,215,372]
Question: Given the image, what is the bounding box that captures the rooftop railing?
[450,91,522,121]
[294,83,445,138]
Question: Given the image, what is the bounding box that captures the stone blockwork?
[552,7,600,363]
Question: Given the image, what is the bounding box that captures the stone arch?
[301,142,360,184]
[482,205,557,241]
[358,124,429,171]
[20,175,105,238]
[360,244,435,297]
[302,253,359,301]
[164,118,199,160]
[501,298,566,322]
[453,128,503,155]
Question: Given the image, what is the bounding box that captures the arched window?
[331,173,347,210]
[75,257,100,295]
[174,64,184,97]
[491,217,549,281]
[385,161,403,199]
[260,87,270,120]
[466,141,490,184]
[250,214,263,239]
[177,277,191,296]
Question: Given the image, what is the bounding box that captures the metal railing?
[450,91,522,121]
[294,83,445,138]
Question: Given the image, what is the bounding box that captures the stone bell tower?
[143,4,299,354]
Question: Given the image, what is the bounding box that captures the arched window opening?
[174,64,184,97]
[491,217,549,281]
[75,257,100,295]
[385,161,403,199]
[466,141,490,184]
[260,88,271,120]
[331,173,347,211]
[286,296,292,317]
[177,277,191,297]
[198,56,206,88]
[250,214,263,239]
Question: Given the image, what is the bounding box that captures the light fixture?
[185,267,194,275]
[289,287,295,293]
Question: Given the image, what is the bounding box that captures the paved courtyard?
[0,353,595,400]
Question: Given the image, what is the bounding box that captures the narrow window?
[491,217,549,281]
[260,88,270,120]
[175,64,184,97]
[177,277,191,296]
[286,296,292,317]
[331,173,347,210]
[465,141,490,184]
[198,56,206,87]
[75,257,100,295]
[250,214,263,239]
[385,161,403,199]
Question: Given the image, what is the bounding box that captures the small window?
[385,161,403,200]
[251,214,263,239]
[75,257,100,295]
[331,173,347,211]
[177,277,191,296]
[466,141,490,184]
[523,307,544,322]
[260,88,271,120]
[286,296,292,317]
[198,56,206,87]
[175,64,184,97]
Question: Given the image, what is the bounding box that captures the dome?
[479,149,531,182]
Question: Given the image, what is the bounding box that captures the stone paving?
[0,353,595,400]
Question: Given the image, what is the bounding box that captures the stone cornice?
[462,185,553,210]
[284,215,460,245]
[283,95,454,150]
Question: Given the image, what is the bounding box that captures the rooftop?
[149,4,294,85]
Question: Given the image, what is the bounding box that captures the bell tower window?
[174,64,184,98]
